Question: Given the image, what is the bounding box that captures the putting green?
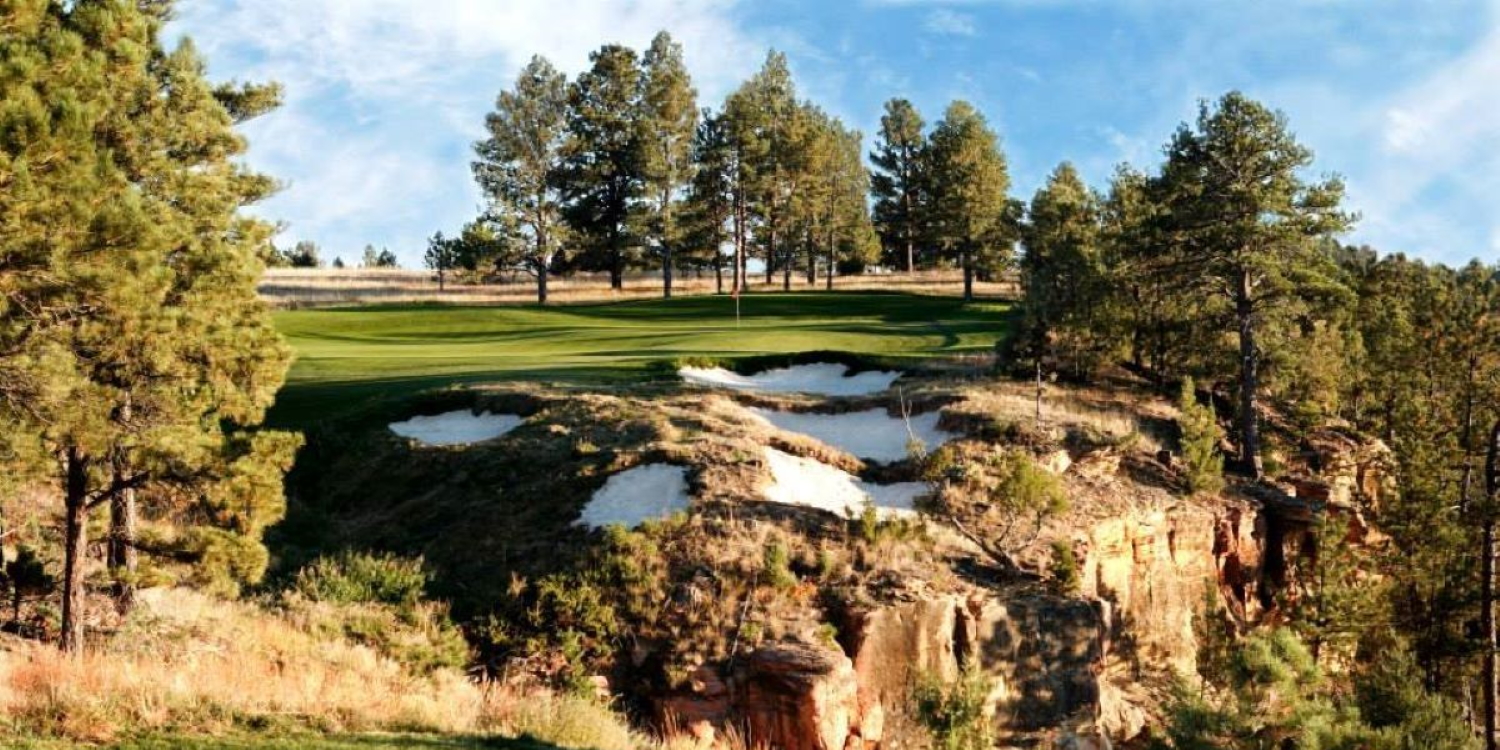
[269,292,1014,428]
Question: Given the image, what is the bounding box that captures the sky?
[169,0,1500,269]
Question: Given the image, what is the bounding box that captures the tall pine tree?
[638,32,698,299]
[473,56,570,304]
[926,101,1010,302]
[869,98,927,273]
[1,0,298,651]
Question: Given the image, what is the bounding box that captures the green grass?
[269,292,1014,428]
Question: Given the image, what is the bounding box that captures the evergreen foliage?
[0,0,298,651]
[925,101,1012,301]
[1177,378,1225,496]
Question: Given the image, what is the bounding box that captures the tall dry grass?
[259,268,1018,308]
[0,588,655,748]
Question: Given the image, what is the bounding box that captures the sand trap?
[388,410,523,446]
[679,363,901,397]
[761,448,923,519]
[578,464,691,529]
[749,407,955,462]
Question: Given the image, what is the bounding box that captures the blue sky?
[169,0,1500,269]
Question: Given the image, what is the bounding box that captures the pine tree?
[561,44,644,290]
[1,0,298,650]
[1021,162,1107,377]
[1155,92,1353,477]
[926,101,1010,302]
[870,98,927,273]
[1177,378,1225,496]
[424,232,458,290]
[638,31,697,299]
[724,51,799,290]
[473,55,570,304]
[683,108,734,293]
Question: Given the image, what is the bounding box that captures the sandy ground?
[388,410,523,446]
[748,407,955,463]
[577,464,692,529]
[679,363,901,397]
[761,447,923,519]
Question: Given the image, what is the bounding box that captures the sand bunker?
[749,407,955,462]
[388,410,523,446]
[761,448,923,519]
[578,464,692,529]
[679,363,901,397]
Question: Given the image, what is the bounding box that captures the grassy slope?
[269,292,1013,428]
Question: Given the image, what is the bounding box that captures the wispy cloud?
[924,9,978,36]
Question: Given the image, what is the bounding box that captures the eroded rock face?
[1078,501,1264,679]
[740,643,863,750]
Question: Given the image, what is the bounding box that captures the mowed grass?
[269,292,1014,427]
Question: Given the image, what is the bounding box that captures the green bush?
[913,666,994,750]
[292,551,428,608]
[1050,540,1080,594]
[763,542,797,590]
[1176,378,1224,496]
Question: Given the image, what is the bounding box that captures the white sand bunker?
[761,448,923,519]
[578,464,691,529]
[388,410,523,446]
[679,363,900,397]
[749,407,955,463]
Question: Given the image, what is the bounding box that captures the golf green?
[269,292,1015,428]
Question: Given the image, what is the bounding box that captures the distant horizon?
[172,0,1498,269]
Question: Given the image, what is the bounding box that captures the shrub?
[763,542,797,590]
[1176,378,1224,496]
[292,550,428,608]
[912,666,994,750]
[1049,540,1080,594]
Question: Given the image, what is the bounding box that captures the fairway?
[270,292,1013,427]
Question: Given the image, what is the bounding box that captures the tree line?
[430,36,1015,304]
[1012,91,1500,747]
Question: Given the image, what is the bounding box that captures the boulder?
[741,643,862,750]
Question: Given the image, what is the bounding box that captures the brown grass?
[259,268,1019,308]
[0,588,656,747]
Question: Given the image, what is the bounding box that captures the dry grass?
[946,378,1173,456]
[0,589,485,742]
[259,268,1018,308]
[0,588,660,748]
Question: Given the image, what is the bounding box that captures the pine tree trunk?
[1484,518,1497,750]
[827,245,835,291]
[611,248,624,291]
[715,249,724,294]
[537,264,548,305]
[962,247,974,302]
[906,237,914,275]
[108,397,138,615]
[766,214,776,286]
[1235,267,1262,479]
[663,244,673,300]
[60,449,89,654]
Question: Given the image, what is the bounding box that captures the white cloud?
[924,9,977,36]
[168,0,765,265]
[1343,20,1500,261]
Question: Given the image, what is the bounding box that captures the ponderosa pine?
[0,0,297,651]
